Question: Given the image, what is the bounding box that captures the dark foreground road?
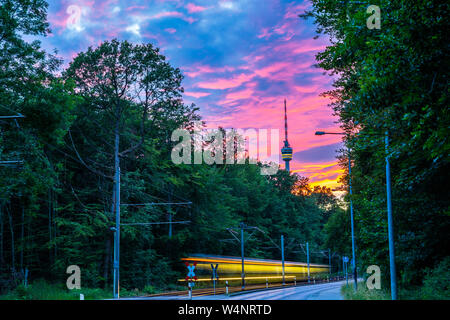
[221,280,344,300]
[125,280,346,300]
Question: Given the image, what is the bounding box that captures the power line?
[0,114,25,119]
[120,202,192,207]
[225,223,260,290]
[0,112,25,166]
[0,104,23,114]
[121,220,190,226]
[0,160,24,166]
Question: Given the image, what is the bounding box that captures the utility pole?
[112,200,191,299]
[345,259,348,285]
[306,242,310,283]
[281,235,285,285]
[111,131,194,299]
[113,166,120,299]
[385,130,397,300]
[328,248,331,277]
[168,207,172,238]
[168,185,173,238]
[348,151,358,290]
[225,223,258,290]
[315,131,358,289]
[240,222,245,290]
[114,200,191,293]
[113,115,121,299]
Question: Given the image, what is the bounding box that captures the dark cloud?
[293,142,343,163]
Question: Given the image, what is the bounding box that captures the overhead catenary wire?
[121,220,190,226]
[120,202,192,207]
[0,109,25,166]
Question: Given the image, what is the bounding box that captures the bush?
[142,285,156,295]
[13,284,33,300]
[0,279,113,300]
[341,258,450,300]
[341,281,390,300]
[420,257,450,300]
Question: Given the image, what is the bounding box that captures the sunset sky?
[39,0,345,190]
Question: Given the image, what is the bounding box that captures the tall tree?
[302,0,450,288]
[0,0,76,288]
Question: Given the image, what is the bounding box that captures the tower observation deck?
[281,99,293,172]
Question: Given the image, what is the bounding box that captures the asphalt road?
[211,280,344,300]
[130,280,346,300]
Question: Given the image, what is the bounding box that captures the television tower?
[281,99,293,172]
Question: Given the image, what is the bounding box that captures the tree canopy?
[0,0,341,293]
[303,0,449,289]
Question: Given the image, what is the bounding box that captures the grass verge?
[341,281,390,300]
[0,279,164,300]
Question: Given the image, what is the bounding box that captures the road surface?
[222,281,344,300]
[128,280,345,300]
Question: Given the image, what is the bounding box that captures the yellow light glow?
[178,275,299,282]
[180,256,329,285]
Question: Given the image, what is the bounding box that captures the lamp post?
[385,131,397,300]
[315,130,398,299]
[315,131,357,291]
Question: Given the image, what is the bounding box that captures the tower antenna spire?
[284,99,288,142]
[281,99,293,172]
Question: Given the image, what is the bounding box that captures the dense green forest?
[0,0,342,295]
[304,0,449,296]
[0,0,448,300]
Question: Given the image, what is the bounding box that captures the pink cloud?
[129,10,197,24]
[47,0,126,34]
[125,5,147,11]
[183,65,236,78]
[294,84,320,94]
[165,28,177,34]
[196,73,254,90]
[257,28,272,39]
[283,3,311,20]
[223,87,254,101]
[153,11,184,19]
[184,91,211,98]
[185,3,208,13]
[253,62,291,78]
[270,38,328,55]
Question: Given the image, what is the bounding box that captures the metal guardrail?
[143,276,350,298]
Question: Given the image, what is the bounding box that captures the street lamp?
[315,131,358,291]
[315,131,344,135]
[315,130,398,300]
[384,130,397,300]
